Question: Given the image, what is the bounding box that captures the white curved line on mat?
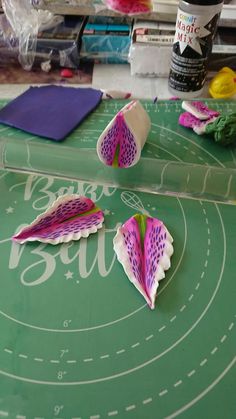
[0,197,186,332]
[0,203,225,384]
[230,149,236,167]
[159,197,187,296]
[224,174,233,198]
[0,304,146,333]
[148,141,183,162]
[200,167,211,195]
[165,356,236,419]
[152,123,225,168]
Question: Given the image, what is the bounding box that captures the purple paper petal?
[99,113,121,166]
[118,117,137,168]
[144,217,173,308]
[99,112,137,168]
[120,216,144,285]
[13,195,104,245]
[97,100,150,168]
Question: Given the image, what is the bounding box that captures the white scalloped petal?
[13,194,104,245]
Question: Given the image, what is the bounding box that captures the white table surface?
[0,63,212,100]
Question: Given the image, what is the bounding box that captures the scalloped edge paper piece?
[13,194,104,245]
[179,112,219,135]
[113,214,174,309]
[97,100,151,168]
[102,89,131,100]
[182,101,220,121]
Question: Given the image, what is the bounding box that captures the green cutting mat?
[0,169,235,419]
[1,99,236,203]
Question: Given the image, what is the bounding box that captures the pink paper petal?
[113,214,174,309]
[104,0,152,15]
[179,112,219,135]
[13,195,104,245]
[179,112,203,129]
[182,101,220,120]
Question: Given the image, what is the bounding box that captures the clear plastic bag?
[1,0,60,70]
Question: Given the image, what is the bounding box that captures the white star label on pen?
[174,10,214,55]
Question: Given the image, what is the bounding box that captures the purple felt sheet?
[0,85,102,141]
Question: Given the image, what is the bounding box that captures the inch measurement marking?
[57,371,67,380]
[54,405,64,416]
[60,349,69,358]
[63,320,72,328]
